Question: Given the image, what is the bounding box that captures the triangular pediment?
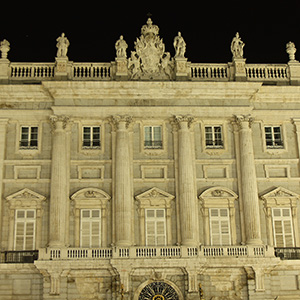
[6,188,46,202]
[260,186,299,200]
[135,187,175,201]
[199,186,238,199]
[71,188,111,201]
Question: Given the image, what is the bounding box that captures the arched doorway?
[137,281,181,300]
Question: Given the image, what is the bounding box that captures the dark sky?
[2,2,300,64]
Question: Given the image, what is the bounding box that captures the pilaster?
[49,115,71,248]
[172,115,199,246]
[235,115,262,245]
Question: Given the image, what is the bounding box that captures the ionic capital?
[49,115,70,132]
[234,114,254,129]
[171,115,194,129]
[109,115,133,130]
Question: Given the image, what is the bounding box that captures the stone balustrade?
[0,60,299,83]
[37,245,274,261]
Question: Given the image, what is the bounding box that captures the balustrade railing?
[37,245,273,261]
[2,61,296,83]
[245,64,289,81]
[190,63,229,80]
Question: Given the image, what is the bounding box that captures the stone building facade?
[0,19,300,300]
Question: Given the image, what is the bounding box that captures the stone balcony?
[35,245,275,261]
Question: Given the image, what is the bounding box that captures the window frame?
[82,126,101,149]
[144,125,163,149]
[264,126,284,149]
[205,125,224,149]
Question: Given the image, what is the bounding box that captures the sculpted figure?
[115,35,128,58]
[231,32,244,59]
[56,33,70,58]
[173,32,186,58]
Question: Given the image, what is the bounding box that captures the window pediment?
[70,188,111,209]
[6,188,46,209]
[199,186,238,208]
[260,186,299,207]
[135,187,175,208]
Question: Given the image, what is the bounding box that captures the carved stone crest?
[128,18,174,80]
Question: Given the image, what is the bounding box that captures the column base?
[246,238,263,245]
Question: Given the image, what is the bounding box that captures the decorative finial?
[231,32,245,59]
[0,39,10,59]
[286,41,297,62]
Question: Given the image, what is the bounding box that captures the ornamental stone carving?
[174,32,186,58]
[0,39,10,59]
[127,18,174,80]
[286,41,297,61]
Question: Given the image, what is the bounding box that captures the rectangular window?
[209,208,231,246]
[265,126,284,148]
[80,209,101,248]
[14,209,36,250]
[20,126,38,149]
[144,126,162,149]
[205,126,223,148]
[272,208,294,247]
[145,209,166,246]
[82,126,101,149]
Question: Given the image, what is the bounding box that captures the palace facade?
[0,19,300,300]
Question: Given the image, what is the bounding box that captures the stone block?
[13,279,31,295]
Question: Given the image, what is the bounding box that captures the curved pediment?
[199,186,238,199]
[71,187,111,201]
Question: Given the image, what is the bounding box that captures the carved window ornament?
[199,187,238,246]
[135,187,175,246]
[6,188,46,250]
[70,188,111,247]
[260,186,300,247]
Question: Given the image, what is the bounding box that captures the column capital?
[234,114,254,129]
[109,115,133,130]
[171,115,194,129]
[49,115,70,132]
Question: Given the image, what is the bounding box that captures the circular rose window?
[138,281,179,300]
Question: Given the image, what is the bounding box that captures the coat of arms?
[128,18,174,80]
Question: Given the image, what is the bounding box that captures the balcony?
[275,247,300,260]
[37,245,274,261]
[0,250,39,263]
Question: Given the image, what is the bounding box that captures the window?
[265,126,283,148]
[14,209,36,250]
[209,208,231,246]
[205,126,223,148]
[82,126,101,149]
[145,209,166,246]
[144,126,162,149]
[80,209,101,248]
[20,126,38,149]
[272,208,294,247]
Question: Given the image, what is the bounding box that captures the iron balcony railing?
[1,250,39,263]
[275,247,300,260]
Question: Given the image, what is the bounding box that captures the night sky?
[2,2,300,64]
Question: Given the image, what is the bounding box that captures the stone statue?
[286,41,297,61]
[115,35,128,58]
[56,33,70,58]
[0,39,10,59]
[173,32,186,58]
[231,32,245,59]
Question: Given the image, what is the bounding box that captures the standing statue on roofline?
[115,35,128,58]
[56,33,70,58]
[231,32,245,59]
[173,32,186,58]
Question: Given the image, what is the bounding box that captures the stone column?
[111,115,133,247]
[235,115,262,245]
[173,115,199,246]
[49,115,71,248]
[0,119,8,249]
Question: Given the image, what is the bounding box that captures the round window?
[138,281,179,300]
